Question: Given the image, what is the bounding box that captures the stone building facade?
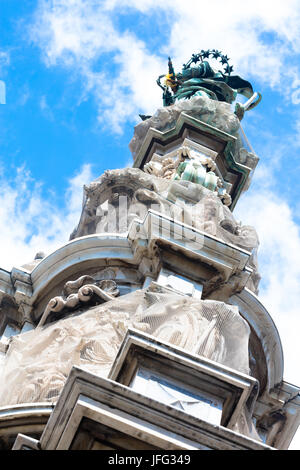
[0,87,299,450]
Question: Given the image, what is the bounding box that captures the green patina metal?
[157,50,262,116]
[222,141,250,210]
[133,113,251,210]
[172,141,249,209]
[174,160,218,192]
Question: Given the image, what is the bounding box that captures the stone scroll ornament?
[156,50,262,119]
[37,276,120,328]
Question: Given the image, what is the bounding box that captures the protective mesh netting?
[0,289,250,407]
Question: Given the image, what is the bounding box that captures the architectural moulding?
[0,269,14,300]
[0,213,283,385]
[255,382,300,450]
[129,210,252,282]
[12,365,273,451]
[0,221,287,445]
[0,403,52,450]
[0,210,254,326]
[131,112,256,210]
[37,278,120,328]
[230,289,300,449]
[109,329,259,429]
[230,288,283,391]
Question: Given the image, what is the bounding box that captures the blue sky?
[1,0,300,448]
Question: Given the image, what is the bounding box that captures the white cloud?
[0,50,9,104]
[0,163,93,271]
[235,188,300,450]
[0,50,9,72]
[29,0,300,131]
[40,95,55,120]
[30,0,164,131]
[236,189,300,377]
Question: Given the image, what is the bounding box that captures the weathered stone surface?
[71,168,257,250]
[70,167,260,293]
[129,95,241,159]
[37,275,120,328]
[20,252,46,272]
[0,289,250,407]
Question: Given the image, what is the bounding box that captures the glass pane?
[131,368,223,426]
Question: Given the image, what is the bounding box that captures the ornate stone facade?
[0,74,299,451]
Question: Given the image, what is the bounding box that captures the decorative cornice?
[129,210,252,282]
[133,112,236,170]
[37,366,273,450]
[0,213,285,407]
[132,113,253,210]
[230,288,284,391]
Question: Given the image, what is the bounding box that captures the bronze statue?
[157,50,261,120]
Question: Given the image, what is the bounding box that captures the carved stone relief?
[129,95,258,175]
[144,145,232,207]
[69,168,260,295]
[37,275,120,328]
[0,288,252,409]
[71,168,256,250]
